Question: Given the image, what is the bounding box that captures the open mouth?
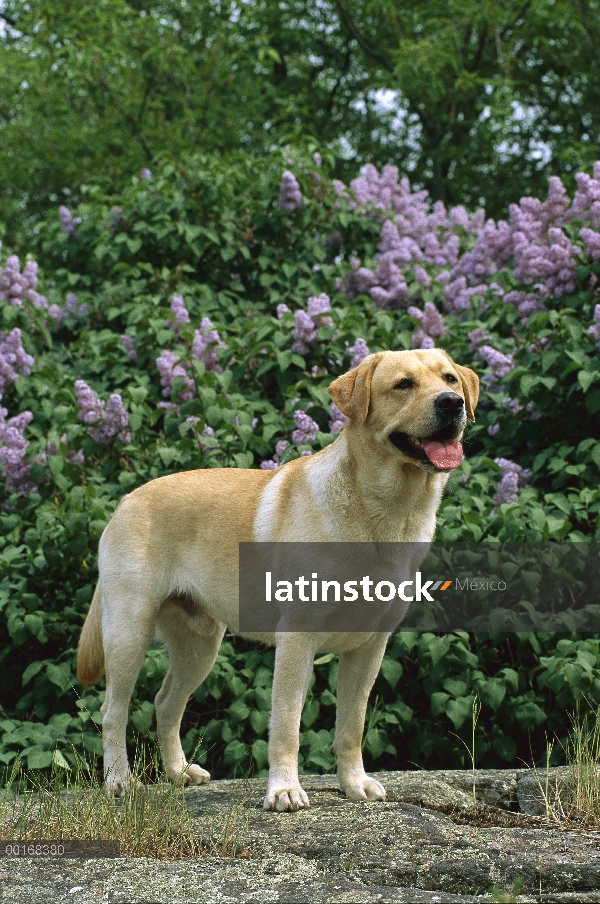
[389,424,463,470]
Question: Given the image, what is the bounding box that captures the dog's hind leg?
[155,600,225,786]
[101,603,156,797]
[333,632,390,802]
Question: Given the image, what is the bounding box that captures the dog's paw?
[166,763,210,786]
[341,774,386,802]
[105,774,143,798]
[183,764,210,786]
[263,784,310,812]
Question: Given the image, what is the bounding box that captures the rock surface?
[2,769,600,903]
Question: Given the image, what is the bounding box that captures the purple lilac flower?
[292,294,333,354]
[468,327,489,352]
[59,206,80,235]
[408,302,447,341]
[580,228,600,261]
[192,317,225,371]
[412,265,431,288]
[566,162,600,228]
[478,345,514,378]
[156,351,195,400]
[348,338,370,368]
[588,304,600,348]
[48,292,88,327]
[166,294,191,332]
[276,303,290,319]
[110,206,122,225]
[493,458,532,508]
[0,329,34,398]
[329,402,347,433]
[46,434,84,465]
[277,171,303,212]
[411,328,435,349]
[140,168,152,181]
[0,254,48,310]
[121,335,138,362]
[503,397,523,415]
[0,407,35,494]
[443,276,487,315]
[292,410,319,445]
[342,260,377,300]
[75,381,131,444]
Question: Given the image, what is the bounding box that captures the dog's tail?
[77,584,105,686]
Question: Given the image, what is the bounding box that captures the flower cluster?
[260,439,291,470]
[166,294,191,332]
[291,410,319,445]
[277,171,303,212]
[48,292,88,327]
[260,408,319,470]
[59,206,81,235]
[292,294,333,354]
[588,304,600,349]
[46,435,84,465]
[158,299,225,402]
[567,162,600,228]
[581,228,600,261]
[0,329,34,398]
[74,380,131,444]
[334,164,600,333]
[192,317,225,372]
[121,335,138,362]
[478,345,514,379]
[156,351,195,402]
[493,458,532,509]
[347,337,370,368]
[329,402,347,433]
[0,408,35,494]
[0,254,48,310]
[407,302,447,349]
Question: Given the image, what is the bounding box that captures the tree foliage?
[1,0,600,238]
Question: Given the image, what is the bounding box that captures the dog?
[77,348,478,811]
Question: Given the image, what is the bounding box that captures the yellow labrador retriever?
[77,348,478,810]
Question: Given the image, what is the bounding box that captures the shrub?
[1,150,600,778]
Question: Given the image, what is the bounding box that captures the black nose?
[435,392,464,417]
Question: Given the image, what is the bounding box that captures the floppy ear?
[453,363,480,422]
[328,353,384,425]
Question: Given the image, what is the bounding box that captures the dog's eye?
[443,373,458,384]
[394,378,413,390]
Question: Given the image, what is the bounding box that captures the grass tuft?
[0,743,249,859]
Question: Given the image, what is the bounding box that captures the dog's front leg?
[333,632,390,802]
[264,634,317,812]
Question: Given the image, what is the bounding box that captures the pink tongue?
[422,439,463,470]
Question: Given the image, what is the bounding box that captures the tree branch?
[96,75,153,160]
[334,0,395,72]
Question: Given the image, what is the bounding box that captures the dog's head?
[328,349,479,472]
